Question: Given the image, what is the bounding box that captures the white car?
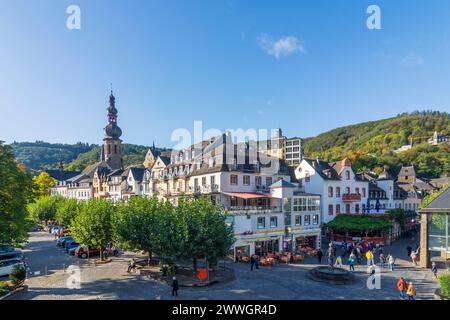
[0,259,24,277]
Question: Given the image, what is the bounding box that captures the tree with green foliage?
[114,197,161,264]
[70,199,114,260]
[32,172,57,197]
[28,195,64,223]
[55,198,79,227]
[0,142,35,247]
[177,197,234,271]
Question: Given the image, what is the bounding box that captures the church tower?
[101,90,123,170]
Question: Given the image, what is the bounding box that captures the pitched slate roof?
[430,177,450,189]
[269,179,296,188]
[81,161,112,178]
[420,187,450,211]
[45,170,81,181]
[398,166,416,177]
[129,167,146,182]
[302,158,340,180]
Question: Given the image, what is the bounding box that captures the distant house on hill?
[428,131,450,146]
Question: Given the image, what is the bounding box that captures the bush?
[0,280,9,296]
[9,264,27,287]
[439,274,450,298]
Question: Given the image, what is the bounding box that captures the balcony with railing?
[227,206,281,215]
[342,193,361,202]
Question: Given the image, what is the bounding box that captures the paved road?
[12,232,439,300]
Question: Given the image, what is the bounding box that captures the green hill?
[64,143,153,171]
[11,141,169,173]
[303,111,450,179]
[11,141,95,171]
[10,111,450,179]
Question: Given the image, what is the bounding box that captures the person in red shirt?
[397,277,406,299]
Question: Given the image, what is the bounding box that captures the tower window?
[108,144,111,155]
[114,145,117,154]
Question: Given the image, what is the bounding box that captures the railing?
[342,193,361,202]
[227,206,281,214]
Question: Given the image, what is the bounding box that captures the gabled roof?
[398,166,416,177]
[302,158,340,180]
[81,161,112,178]
[126,167,146,182]
[45,170,81,181]
[430,177,450,189]
[269,179,296,188]
[420,187,450,212]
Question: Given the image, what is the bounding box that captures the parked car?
[0,250,23,262]
[68,246,80,255]
[31,225,43,232]
[65,242,80,253]
[75,246,101,259]
[57,236,73,247]
[0,259,24,277]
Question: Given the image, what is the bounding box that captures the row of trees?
[0,143,35,247]
[28,196,235,270]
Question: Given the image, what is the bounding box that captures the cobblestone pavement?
[12,232,439,300]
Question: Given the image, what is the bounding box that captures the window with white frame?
[295,215,302,226]
[243,175,250,185]
[257,217,266,229]
[270,216,277,228]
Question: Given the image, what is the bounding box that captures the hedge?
[325,214,392,232]
[439,274,450,299]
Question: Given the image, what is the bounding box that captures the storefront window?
[428,214,449,251]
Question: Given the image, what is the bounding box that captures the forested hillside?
[11,141,95,171]
[10,111,450,179]
[303,111,450,179]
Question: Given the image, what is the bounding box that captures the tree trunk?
[193,257,198,273]
[148,250,152,266]
[99,247,103,261]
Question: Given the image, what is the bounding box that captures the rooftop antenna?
[110,82,113,94]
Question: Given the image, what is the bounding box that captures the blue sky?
[1,0,450,148]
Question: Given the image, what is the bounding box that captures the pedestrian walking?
[250,255,255,271]
[406,282,416,300]
[317,248,323,264]
[397,277,407,299]
[411,251,418,267]
[366,250,374,266]
[379,252,386,268]
[255,255,260,270]
[127,259,137,273]
[431,262,438,279]
[388,254,395,271]
[406,245,412,257]
[171,276,179,297]
[335,255,343,268]
[348,254,356,272]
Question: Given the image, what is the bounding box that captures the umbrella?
[375,199,381,213]
[366,197,371,214]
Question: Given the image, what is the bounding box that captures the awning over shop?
[222,192,272,199]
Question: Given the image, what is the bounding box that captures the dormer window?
[345,171,350,180]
